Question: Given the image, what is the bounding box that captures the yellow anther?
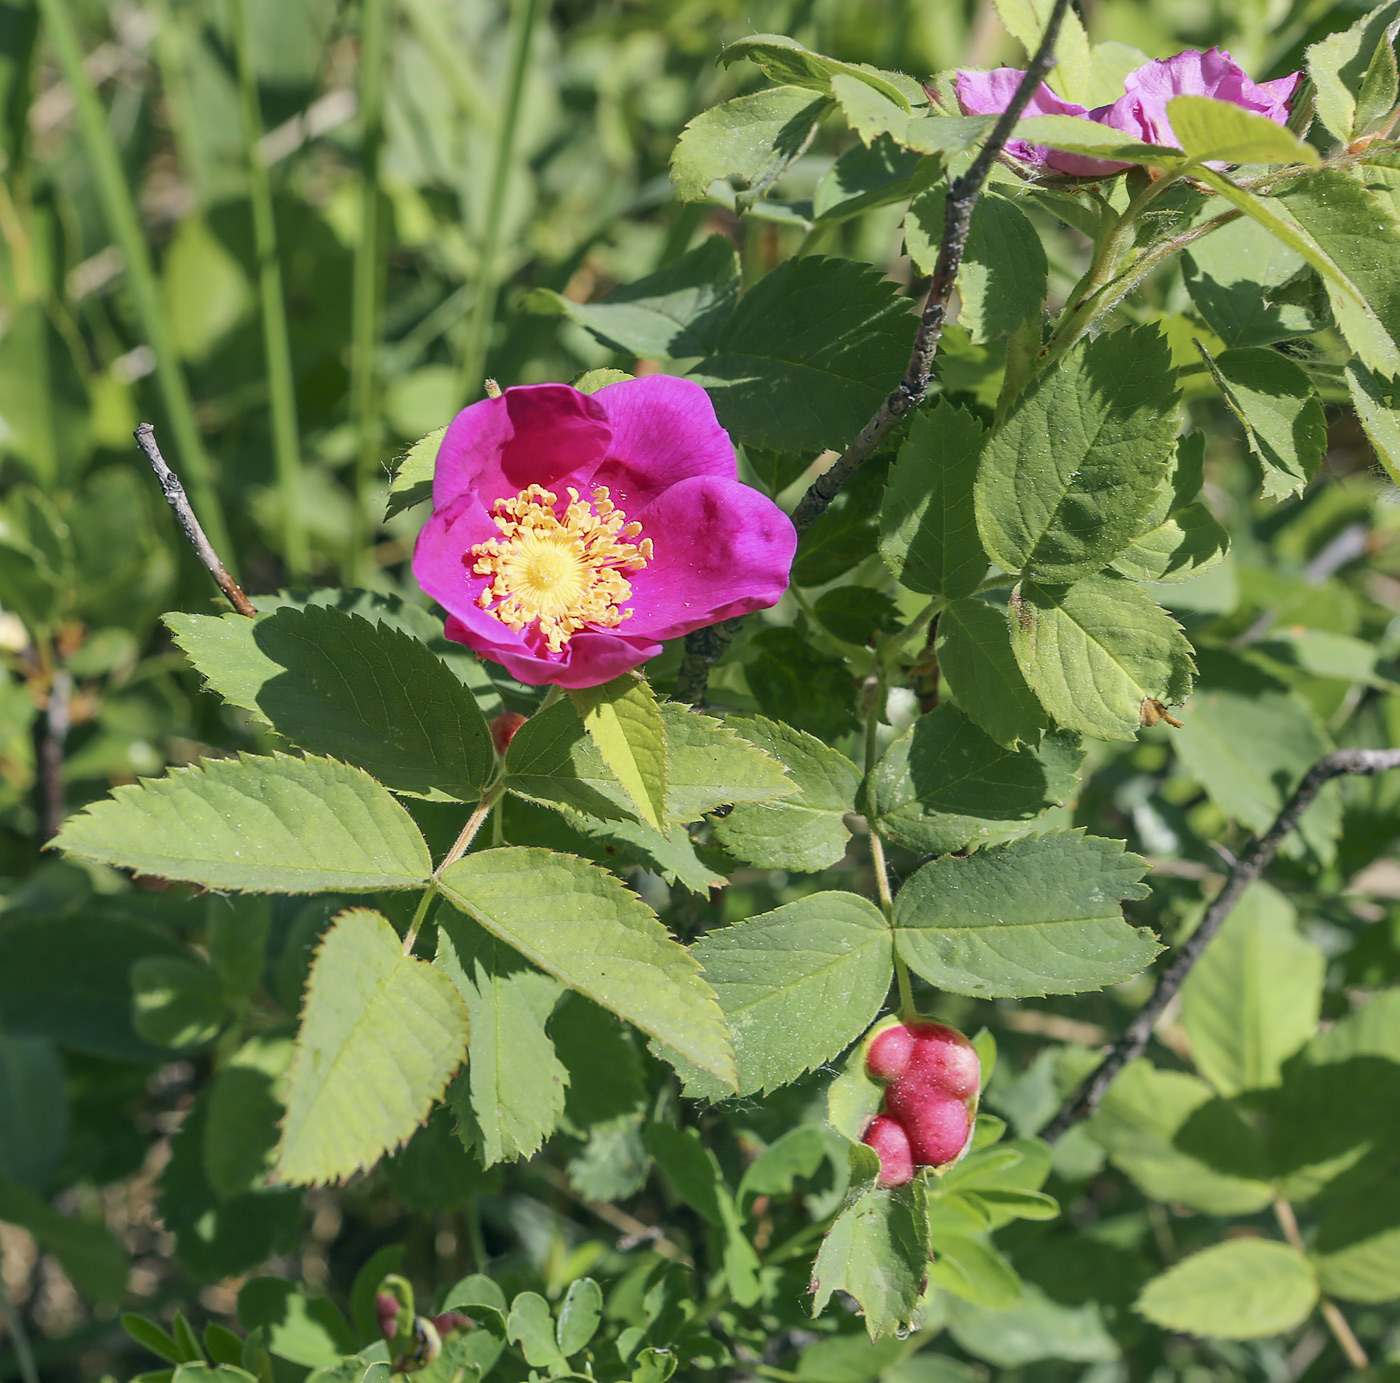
[469,484,653,652]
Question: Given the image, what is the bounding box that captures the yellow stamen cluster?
[469,484,653,653]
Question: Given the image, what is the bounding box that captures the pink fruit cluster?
[861,1021,980,1188]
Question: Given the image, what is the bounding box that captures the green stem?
[401,886,438,955]
[881,597,943,665]
[229,0,307,580]
[0,1261,39,1383]
[437,781,505,875]
[350,0,393,585]
[38,0,233,560]
[1040,166,1192,370]
[458,0,545,403]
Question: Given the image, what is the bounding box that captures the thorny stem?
[672,0,1076,706]
[135,425,257,618]
[1274,1199,1371,1373]
[1043,747,1400,1142]
[437,782,505,876]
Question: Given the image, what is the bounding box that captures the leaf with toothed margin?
[437,848,736,1089]
[275,909,469,1186]
[51,753,432,893]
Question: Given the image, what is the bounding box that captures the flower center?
[469,484,653,653]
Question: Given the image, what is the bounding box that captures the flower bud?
[490,711,529,757]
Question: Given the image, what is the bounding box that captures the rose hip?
[862,1115,914,1188]
[860,1018,980,1178]
[490,711,529,757]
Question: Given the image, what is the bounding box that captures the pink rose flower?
[956,47,1302,177]
[412,376,797,689]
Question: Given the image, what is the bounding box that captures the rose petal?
[588,374,739,513]
[446,616,662,688]
[625,476,797,641]
[412,495,498,619]
[432,384,612,509]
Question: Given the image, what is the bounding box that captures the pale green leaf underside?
[892,832,1157,997]
[53,753,432,893]
[1179,883,1324,1097]
[691,892,892,1096]
[1135,1240,1319,1340]
[438,848,736,1088]
[571,676,669,832]
[436,915,567,1166]
[276,910,468,1185]
[385,426,446,519]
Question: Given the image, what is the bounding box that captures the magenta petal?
[589,374,739,512]
[412,496,498,618]
[433,384,612,509]
[626,476,797,641]
[446,617,663,688]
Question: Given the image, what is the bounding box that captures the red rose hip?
[890,1089,972,1167]
[903,1023,981,1100]
[862,1115,914,1188]
[865,1024,917,1082]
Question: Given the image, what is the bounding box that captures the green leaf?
[570,676,668,832]
[906,192,1047,341]
[1009,574,1195,742]
[1197,346,1326,498]
[276,909,469,1185]
[945,1285,1120,1367]
[0,914,191,1061]
[504,697,636,823]
[687,256,916,454]
[1184,214,1324,349]
[237,1278,355,1367]
[714,716,862,871]
[718,33,915,109]
[385,426,445,519]
[1013,114,1179,168]
[131,956,229,1049]
[1110,505,1229,584]
[436,913,567,1166]
[123,1315,185,1366]
[975,327,1180,583]
[507,1292,565,1369]
[1262,169,1400,375]
[0,1175,129,1302]
[1179,884,1325,1097]
[937,598,1048,749]
[0,1035,66,1190]
[993,0,1095,104]
[1345,359,1400,488]
[671,86,830,203]
[1171,649,1337,859]
[54,753,432,893]
[892,832,1156,998]
[204,1036,292,1198]
[747,626,862,742]
[811,1178,929,1339]
[814,136,927,225]
[168,605,494,802]
[571,367,635,394]
[880,401,987,598]
[171,1367,259,1383]
[158,1094,302,1281]
[556,1278,603,1356]
[660,703,795,819]
[927,1234,1023,1310]
[864,705,1051,854]
[689,892,892,1096]
[1307,1,1400,142]
[1135,1240,1318,1340]
[1085,1060,1273,1215]
[1167,95,1320,166]
[1311,1188,1400,1303]
[527,237,739,359]
[437,848,735,1088]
